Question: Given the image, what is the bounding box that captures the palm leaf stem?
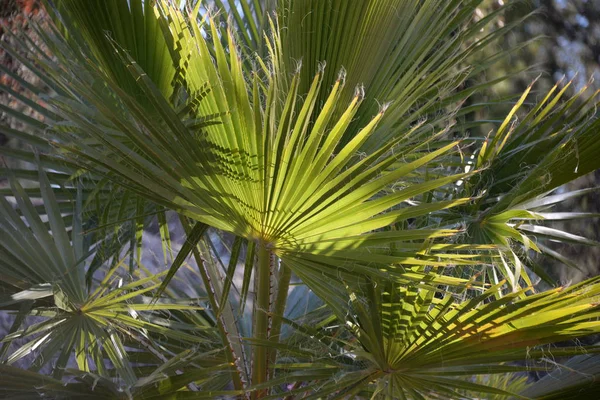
[268,263,292,368]
[179,217,247,391]
[252,243,273,398]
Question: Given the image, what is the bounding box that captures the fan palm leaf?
[20,6,474,286]
[0,172,213,386]
[281,276,600,398]
[277,0,527,150]
[459,79,600,289]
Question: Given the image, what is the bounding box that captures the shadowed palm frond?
[0,172,215,386]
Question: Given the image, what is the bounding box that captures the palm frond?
[287,276,600,398]
[278,0,523,150]
[520,354,600,400]
[19,9,472,286]
[458,79,600,288]
[0,174,214,385]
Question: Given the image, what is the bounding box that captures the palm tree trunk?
[269,263,291,366]
[252,243,272,398]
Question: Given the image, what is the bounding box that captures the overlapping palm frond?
[0,18,177,285]
[458,79,600,289]
[277,0,527,151]
[47,0,179,107]
[0,171,216,387]
[23,5,474,286]
[275,276,600,399]
[0,3,254,388]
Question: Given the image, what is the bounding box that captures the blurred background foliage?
[0,0,599,316]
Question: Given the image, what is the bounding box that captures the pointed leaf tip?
[337,67,347,84]
[379,102,392,114]
[354,85,365,101]
[318,61,327,73]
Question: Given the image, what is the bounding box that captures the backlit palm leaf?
[461,79,600,289]
[29,9,473,283]
[288,276,600,398]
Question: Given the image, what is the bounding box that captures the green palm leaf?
[21,9,471,284]
[0,173,213,385]
[459,79,600,288]
[278,0,522,150]
[290,276,600,398]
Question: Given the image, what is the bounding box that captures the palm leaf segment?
[0,2,182,285]
[38,3,472,284]
[520,353,600,400]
